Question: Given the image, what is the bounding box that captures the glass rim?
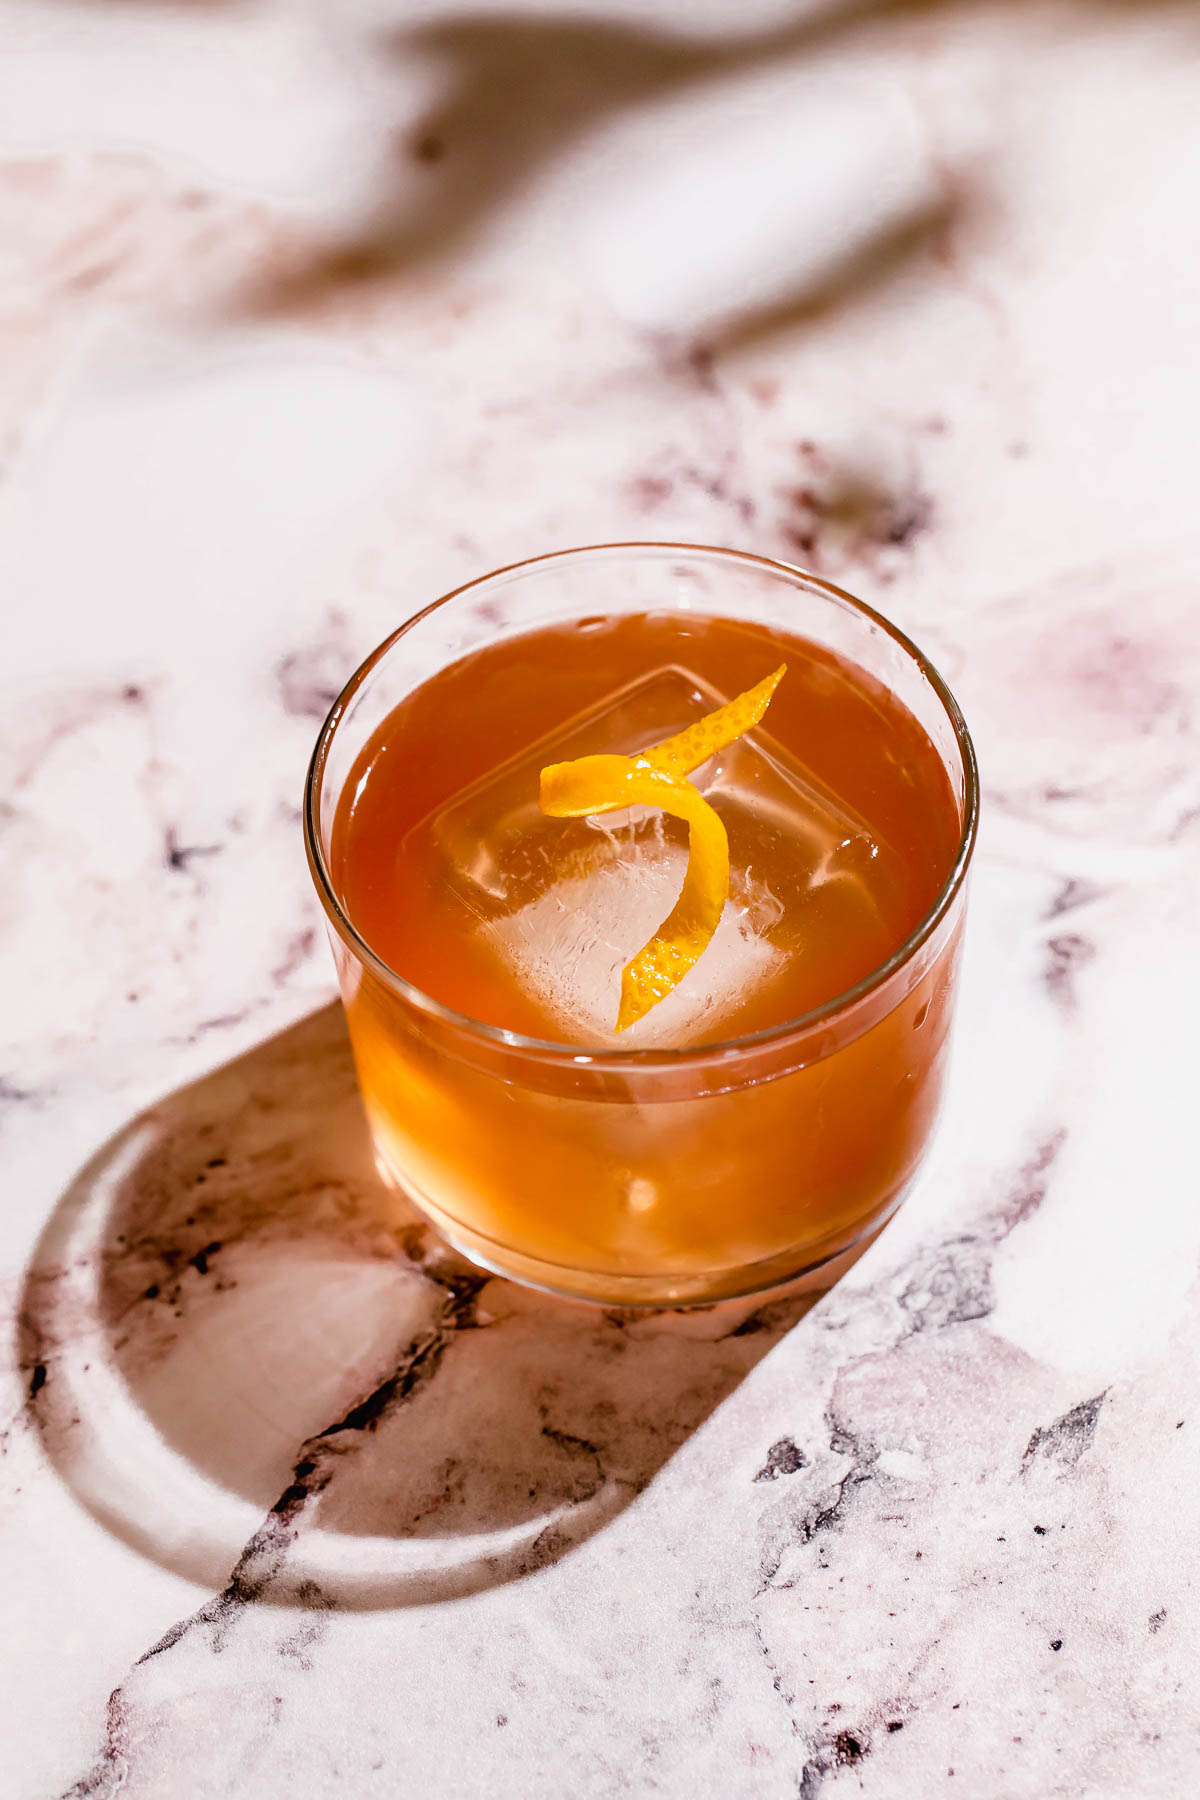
[303,541,979,1070]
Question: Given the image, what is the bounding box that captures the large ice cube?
[404,666,889,1048]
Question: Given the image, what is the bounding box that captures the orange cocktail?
[306,545,976,1304]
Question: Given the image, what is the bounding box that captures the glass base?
[381,1153,904,1307]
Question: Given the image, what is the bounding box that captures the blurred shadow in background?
[251,11,844,306]
[232,0,1190,333]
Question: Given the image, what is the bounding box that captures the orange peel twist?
[539,664,786,1031]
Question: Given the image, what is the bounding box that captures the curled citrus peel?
[539,664,786,1032]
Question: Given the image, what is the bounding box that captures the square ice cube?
[404,666,887,1048]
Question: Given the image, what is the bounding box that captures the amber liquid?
[330,612,964,1300]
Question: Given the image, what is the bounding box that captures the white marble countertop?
[5,2,1200,1795]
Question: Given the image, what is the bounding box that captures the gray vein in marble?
[49,1259,487,1798]
[1021,1393,1107,1473]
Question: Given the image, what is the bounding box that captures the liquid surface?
[332,613,962,1048]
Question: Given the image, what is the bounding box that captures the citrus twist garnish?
[539,664,786,1031]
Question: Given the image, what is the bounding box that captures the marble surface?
[4,1,1200,1794]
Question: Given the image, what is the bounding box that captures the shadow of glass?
[20,1004,869,1611]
